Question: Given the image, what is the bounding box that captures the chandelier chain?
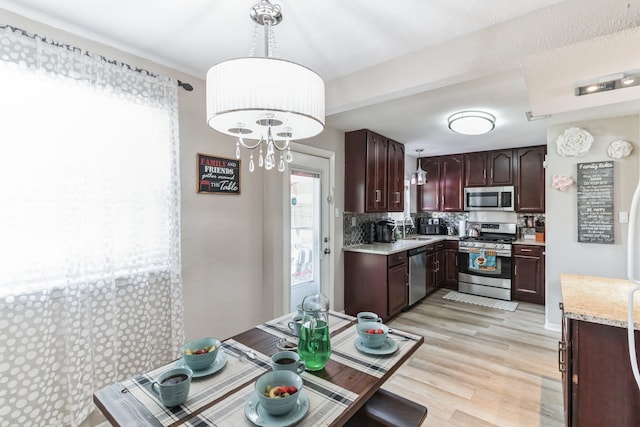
[249,24,259,57]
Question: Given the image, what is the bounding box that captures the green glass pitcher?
[297,293,331,371]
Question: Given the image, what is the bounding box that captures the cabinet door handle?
[375,189,381,202]
[395,192,400,203]
[490,168,494,180]
[514,265,517,276]
[483,169,486,179]
[558,341,566,373]
[520,248,533,252]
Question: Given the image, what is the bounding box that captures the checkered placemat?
[330,326,422,378]
[256,310,355,340]
[120,339,270,426]
[185,370,359,426]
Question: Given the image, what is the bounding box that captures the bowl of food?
[255,370,303,415]
[356,322,388,348]
[276,337,298,352]
[180,337,220,371]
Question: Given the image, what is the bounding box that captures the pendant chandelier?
[206,0,325,172]
[411,149,427,185]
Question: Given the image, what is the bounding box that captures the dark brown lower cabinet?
[560,317,640,426]
[512,244,545,304]
[388,259,408,318]
[443,240,459,289]
[344,251,408,322]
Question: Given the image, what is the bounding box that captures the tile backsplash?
[343,212,546,246]
[343,212,469,246]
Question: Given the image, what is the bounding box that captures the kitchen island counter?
[561,273,640,330]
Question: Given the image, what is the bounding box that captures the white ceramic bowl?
[255,370,304,415]
[356,322,389,348]
[180,337,220,371]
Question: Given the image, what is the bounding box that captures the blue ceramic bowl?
[255,370,304,415]
[356,322,388,348]
[180,337,220,371]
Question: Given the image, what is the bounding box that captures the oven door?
[458,247,512,283]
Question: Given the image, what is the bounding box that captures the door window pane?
[290,172,319,287]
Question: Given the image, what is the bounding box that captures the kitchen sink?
[403,236,434,241]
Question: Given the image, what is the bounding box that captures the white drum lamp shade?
[206,57,325,141]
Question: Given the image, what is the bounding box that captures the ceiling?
[1,0,639,157]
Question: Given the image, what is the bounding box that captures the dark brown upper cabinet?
[345,129,405,213]
[515,146,546,213]
[417,154,464,212]
[464,149,515,187]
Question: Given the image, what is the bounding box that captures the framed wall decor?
[197,153,240,194]
[577,161,614,243]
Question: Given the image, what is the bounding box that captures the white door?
[286,151,332,312]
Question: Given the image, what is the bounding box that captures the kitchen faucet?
[401,216,414,239]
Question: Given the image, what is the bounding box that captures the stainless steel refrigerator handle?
[628,184,640,282]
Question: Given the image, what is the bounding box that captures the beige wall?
[546,115,640,329]
[0,9,346,343]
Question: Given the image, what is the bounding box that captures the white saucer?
[244,390,310,427]
[175,352,227,378]
[354,337,399,356]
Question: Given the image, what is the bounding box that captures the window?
[0,26,183,427]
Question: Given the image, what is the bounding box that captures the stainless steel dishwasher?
[408,246,427,305]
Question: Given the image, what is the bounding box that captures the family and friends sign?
[197,154,240,194]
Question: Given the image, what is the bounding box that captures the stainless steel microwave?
[464,186,515,211]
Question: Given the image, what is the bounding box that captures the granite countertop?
[561,273,640,330]
[513,239,546,246]
[343,236,458,255]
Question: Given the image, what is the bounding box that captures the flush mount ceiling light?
[575,70,640,96]
[410,149,427,185]
[206,0,325,172]
[447,110,496,135]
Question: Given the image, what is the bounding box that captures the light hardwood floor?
[383,289,564,427]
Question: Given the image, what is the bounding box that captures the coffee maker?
[375,219,395,243]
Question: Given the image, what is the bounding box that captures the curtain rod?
[0,23,193,92]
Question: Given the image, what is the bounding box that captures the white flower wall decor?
[556,127,593,157]
[606,140,633,159]
[552,174,575,191]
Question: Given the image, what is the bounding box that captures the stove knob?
[495,244,504,250]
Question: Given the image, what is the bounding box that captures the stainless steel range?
[458,221,517,301]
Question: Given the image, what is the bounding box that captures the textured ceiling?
[0,0,639,156]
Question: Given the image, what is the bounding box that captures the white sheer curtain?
[0,26,183,426]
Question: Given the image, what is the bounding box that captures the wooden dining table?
[93,310,424,426]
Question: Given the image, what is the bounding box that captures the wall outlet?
[619,211,629,223]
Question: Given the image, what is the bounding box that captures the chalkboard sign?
[577,161,614,243]
[197,154,240,194]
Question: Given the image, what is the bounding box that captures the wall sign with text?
[197,154,240,194]
[577,161,614,244]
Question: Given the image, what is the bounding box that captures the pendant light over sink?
[206,0,325,172]
[411,149,427,185]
